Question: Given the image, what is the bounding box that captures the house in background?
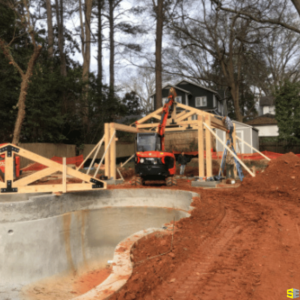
[151,80,259,154]
[151,80,226,117]
[245,96,279,138]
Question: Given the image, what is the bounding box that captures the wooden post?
[63,157,67,193]
[198,115,204,177]
[110,123,116,180]
[5,152,14,185]
[104,123,110,178]
[205,115,212,178]
[232,124,236,150]
[232,124,237,178]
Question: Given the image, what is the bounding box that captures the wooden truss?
[85,102,268,180]
[0,144,106,194]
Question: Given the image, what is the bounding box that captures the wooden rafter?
[0,144,106,194]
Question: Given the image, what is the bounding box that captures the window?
[162,97,168,105]
[192,114,197,120]
[195,96,207,107]
[150,97,154,110]
[213,95,216,107]
[185,94,189,105]
[175,96,182,103]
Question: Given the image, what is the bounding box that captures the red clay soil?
[104,152,300,300]
[72,268,111,295]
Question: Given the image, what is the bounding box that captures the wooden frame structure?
[0,144,106,194]
[86,102,268,180]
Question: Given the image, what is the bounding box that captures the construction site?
[1,99,300,300]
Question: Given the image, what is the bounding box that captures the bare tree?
[121,67,156,113]
[211,0,300,35]
[166,0,266,121]
[0,0,42,144]
[153,0,163,110]
[55,0,67,76]
[46,0,54,57]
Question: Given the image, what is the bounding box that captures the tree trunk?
[155,0,163,109]
[12,46,42,144]
[46,0,54,57]
[98,0,103,88]
[55,0,67,76]
[109,0,114,90]
[81,0,93,127]
[291,0,300,16]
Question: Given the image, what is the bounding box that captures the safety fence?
[173,150,300,160]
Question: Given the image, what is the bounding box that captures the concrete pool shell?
[0,189,197,300]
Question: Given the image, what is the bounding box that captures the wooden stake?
[62,157,67,193]
[198,116,204,177]
[203,123,255,177]
[205,115,212,178]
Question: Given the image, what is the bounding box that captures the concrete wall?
[0,189,196,297]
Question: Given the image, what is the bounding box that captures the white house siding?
[254,125,278,137]
[216,122,255,154]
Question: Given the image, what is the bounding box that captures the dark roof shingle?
[260,96,275,106]
[245,113,277,126]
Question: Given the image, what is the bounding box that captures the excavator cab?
[136,133,161,152]
[134,132,176,186]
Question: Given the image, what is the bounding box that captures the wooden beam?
[198,116,204,177]
[110,123,116,179]
[136,107,163,124]
[205,115,212,178]
[152,114,162,120]
[5,152,14,184]
[63,157,67,193]
[203,122,255,177]
[113,123,138,133]
[86,137,104,175]
[104,123,110,178]
[16,183,99,194]
[94,130,116,178]
[236,135,271,161]
[176,111,195,122]
[76,136,104,170]
[232,124,237,178]
[14,166,60,187]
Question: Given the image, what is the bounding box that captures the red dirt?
[105,152,300,300]
[72,268,111,295]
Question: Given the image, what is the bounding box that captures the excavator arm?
[158,95,174,151]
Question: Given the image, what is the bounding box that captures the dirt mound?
[242,152,300,197]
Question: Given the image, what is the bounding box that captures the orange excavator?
[133,88,177,186]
